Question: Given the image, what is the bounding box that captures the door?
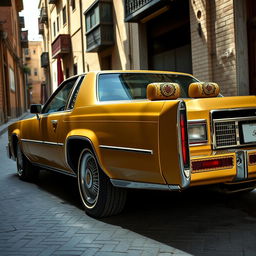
[38,77,79,169]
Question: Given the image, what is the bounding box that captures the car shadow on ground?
[22,170,256,255]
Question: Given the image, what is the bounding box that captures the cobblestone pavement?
[1,131,256,256]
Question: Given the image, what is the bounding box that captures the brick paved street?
[1,131,256,256]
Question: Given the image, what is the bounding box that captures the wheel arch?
[65,130,109,177]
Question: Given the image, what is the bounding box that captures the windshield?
[98,73,198,101]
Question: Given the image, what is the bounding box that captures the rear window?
[98,73,198,101]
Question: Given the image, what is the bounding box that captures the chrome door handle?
[51,120,58,129]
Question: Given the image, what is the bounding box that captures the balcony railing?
[41,52,49,68]
[19,16,25,29]
[38,18,44,35]
[49,0,57,4]
[52,34,71,59]
[0,0,12,6]
[125,0,167,22]
[20,30,28,48]
[39,7,48,24]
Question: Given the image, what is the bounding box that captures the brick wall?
[190,0,237,96]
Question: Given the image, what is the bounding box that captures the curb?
[0,112,31,137]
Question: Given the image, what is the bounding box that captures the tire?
[16,143,39,181]
[78,149,127,218]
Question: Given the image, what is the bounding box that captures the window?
[71,0,76,11]
[98,73,198,101]
[34,68,38,76]
[53,21,56,37]
[57,16,59,32]
[85,5,99,32]
[63,6,67,25]
[42,78,77,114]
[9,67,15,92]
[73,63,77,75]
[68,76,84,109]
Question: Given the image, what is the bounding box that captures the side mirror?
[30,104,42,114]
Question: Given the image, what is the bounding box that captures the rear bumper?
[190,149,256,186]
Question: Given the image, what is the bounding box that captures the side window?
[98,74,131,101]
[68,76,84,109]
[42,78,77,114]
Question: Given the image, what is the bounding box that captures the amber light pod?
[147,82,180,101]
[188,82,220,98]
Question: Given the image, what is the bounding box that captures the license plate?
[242,123,256,143]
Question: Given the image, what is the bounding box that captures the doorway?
[247,0,256,94]
[147,0,192,73]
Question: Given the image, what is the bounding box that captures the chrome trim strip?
[21,139,64,146]
[111,179,168,190]
[32,162,77,178]
[99,145,153,155]
[189,142,208,147]
[110,179,182,191]
[213,116,256,122]
[188,119,207,124]
[177,101,191,188]
[21,139,43,144]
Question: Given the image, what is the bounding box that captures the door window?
[42,78,77,114]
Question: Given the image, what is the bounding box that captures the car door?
[38,77,79,170]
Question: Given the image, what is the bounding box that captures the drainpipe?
[79,0,85,73]
[0,38,7,122]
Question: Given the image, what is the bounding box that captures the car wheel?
[78,149,127,218]
[16,143,39,181]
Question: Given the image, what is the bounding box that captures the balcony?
[125,0,168,22]
[39,7,48,24]
[0,0,12,6]
[20,30,28,48]
[19,16,25,29]
[49,0,57,4]
[84,0,114,52]
[41,52,49,68]
[38,18,44,35]
[51,34,71,59]
[86,25,114,52]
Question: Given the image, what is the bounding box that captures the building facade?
[24,41,45,104]
[0,0,27,125]
[38,0,255,97]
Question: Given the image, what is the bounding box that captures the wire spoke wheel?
[78,149,127,218]
[80,153,99,206]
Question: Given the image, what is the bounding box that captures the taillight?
[192,157,233,172]
[249,153,256,165]
[179,103,189,170]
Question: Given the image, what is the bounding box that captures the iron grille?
[214,121,236,148]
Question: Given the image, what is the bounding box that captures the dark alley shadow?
[10,169,256,255]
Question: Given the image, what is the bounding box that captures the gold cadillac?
[7,71,256,217]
